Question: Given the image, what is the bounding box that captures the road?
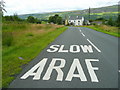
[9,27,118,88]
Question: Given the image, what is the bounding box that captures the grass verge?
[83,25,120,37]
[2,22,68,87]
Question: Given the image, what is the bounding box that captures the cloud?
[4,0,119,15]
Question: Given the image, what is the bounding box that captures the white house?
[67,16,85,26]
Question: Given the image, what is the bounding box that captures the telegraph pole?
[88,7,91,20]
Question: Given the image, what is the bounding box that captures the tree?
[13,14,21,21]
[3,14,22,21]
[27,16,36,23]
[3,16,14,21]
[48,16,54,23]
[0,0,7,16]
[27,16,41,24]
[116,14,120,27]
[48,14,62,25]
[107,17,114,26]
[57,16,62,24]
[36,18,41,24]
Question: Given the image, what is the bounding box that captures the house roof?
[68,16,83,20]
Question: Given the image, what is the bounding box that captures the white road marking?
[21,58,99,82]
[80,45,93,53]
[79,30,81,32]
[87,39,101,53]
[47,45,94,53]
[81,33,85,37]
[70,45,80,53]
[20,58,48,80]
[85,59,99,82]
[43,58,65,81]
[65,59,87,81]
[119,70,120,72]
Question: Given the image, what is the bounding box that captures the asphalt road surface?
[9,27,118,88]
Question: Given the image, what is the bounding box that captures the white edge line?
[87,39,101,53]
[81,33,85,37]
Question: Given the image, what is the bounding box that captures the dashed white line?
[79,30,101,53]
[79,30,85,37]
[119,70,120,72]
[87,39,101,53]
[81,33,85,37]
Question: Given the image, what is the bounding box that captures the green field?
[90,12,119,15]
[2,22,67,87]
[84,25,120,37]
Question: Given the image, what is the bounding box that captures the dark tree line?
[3,14,64,25]
[3,14,23,21]
[3,15,41,24]
[107,15,120,27]
[116,14,120,27]
[48,14,63,25]
[94,15,120,27]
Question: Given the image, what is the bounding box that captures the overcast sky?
[3,0,119,15]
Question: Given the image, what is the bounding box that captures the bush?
[89,20,93,22]
[93,23,97,25]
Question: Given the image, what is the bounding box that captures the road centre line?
[87,39,101,53]
[81,33,85,37]
[79,29,85,37]
[79,29,101,52]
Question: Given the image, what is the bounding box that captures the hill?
[18,5,118,20]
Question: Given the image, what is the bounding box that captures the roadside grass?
[2,22,68,87]
[2,21,28,32]
[83,25,120,37]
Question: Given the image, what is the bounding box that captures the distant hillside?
[19,5,118,20]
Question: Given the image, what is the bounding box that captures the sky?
[3,0,119,15]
